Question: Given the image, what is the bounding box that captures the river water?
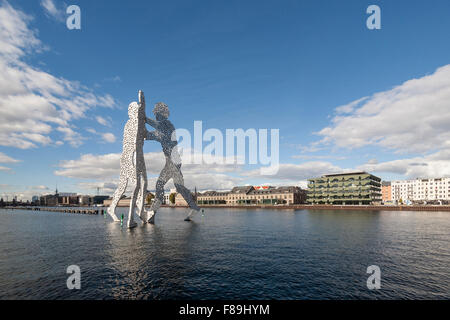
[0,207,448,299]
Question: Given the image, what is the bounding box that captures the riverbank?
[3,204,450,212]
[172,204,450,212]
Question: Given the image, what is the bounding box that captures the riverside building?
[381,181,392,203]
[391,178,450,204]
[307,172,382,205]
[196,186,307,205]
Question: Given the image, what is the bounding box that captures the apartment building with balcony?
[391,178,450,204]
[307,172,382,205]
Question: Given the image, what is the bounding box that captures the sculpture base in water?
[127,221,138,229]
[147,210,155,224]
[184,209,198,221]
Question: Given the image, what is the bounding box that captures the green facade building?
[307,172,382,205]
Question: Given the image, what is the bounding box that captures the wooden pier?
[2,206,105,215]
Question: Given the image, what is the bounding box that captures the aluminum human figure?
[107,91,148,228]
[145,102,200,223]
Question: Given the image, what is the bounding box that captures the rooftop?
[323,171,368,177]
[199,186,304,196]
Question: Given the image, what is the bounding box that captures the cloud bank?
[317,65,450,154]
[0,2,115,150]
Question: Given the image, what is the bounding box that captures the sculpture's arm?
[145,130,158,141]
[146,117,158,128]
[139,90,145,108]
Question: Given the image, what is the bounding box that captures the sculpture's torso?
[153,119,181,167]
[120,110,147,181]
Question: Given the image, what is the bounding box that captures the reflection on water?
[0,207,449,299]
[102,214,200,299]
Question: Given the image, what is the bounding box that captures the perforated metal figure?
[145,102,200,223]
[107,91,148,228]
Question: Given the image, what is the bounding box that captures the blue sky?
[1,0,450,200]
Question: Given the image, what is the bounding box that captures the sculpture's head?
[153,102,169,121]
[128,102,139,119]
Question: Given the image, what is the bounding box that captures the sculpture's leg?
[173,165,200,221]
[108,175,127,222]
[136,171,147,222]
[185,208,198,221]
[148,163,170,224]
[127,175,140,229]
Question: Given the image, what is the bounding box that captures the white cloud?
[0,151,20,171]
[0,2,42,61]
[86,127,116,143]
[335,96,369,115]
[101,132,116,143]
[243,161,345,181]
[292,154,346,161]
[40,0,65,22]
[96,115,112,127]
[0,152,21,163]
[56,126,84,147]
[0,165,11,172]
[357,149,450,179]
[316,65,450,154]
[20,132,52,145]
[54,153,123,179]
[33,185,49,190]
[0,2,116,149]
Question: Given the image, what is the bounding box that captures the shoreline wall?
[160,204,450,212]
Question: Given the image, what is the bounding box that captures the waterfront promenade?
[186,204,450,212]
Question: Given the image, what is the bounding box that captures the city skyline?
[2,0,450,201]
